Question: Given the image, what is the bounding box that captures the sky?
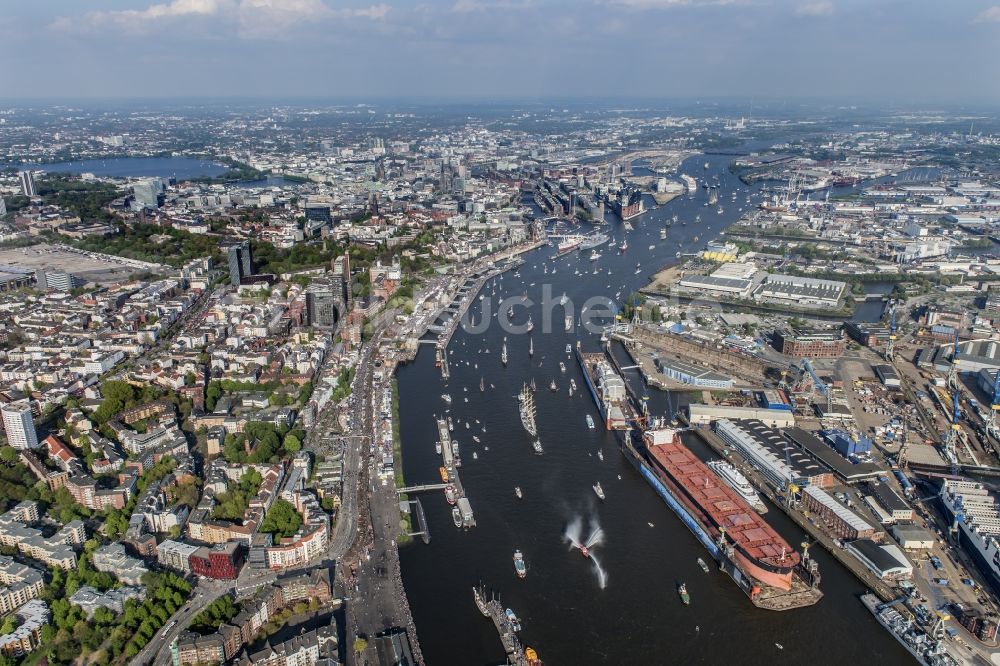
[3,0,1000,104]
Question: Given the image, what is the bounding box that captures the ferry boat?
[586,414,595,429]
[452,506,463,527]
[565,344,572,355]
[515,486,523,499]
[678,583,691,605]
[939,480,1000,597]
[439,466,450,483]
[435,440,442,454]
[524,647,541,666]
[707,460,768,514]
[593,482,605,500]
[513,550,527,579]
[660,228,667,240]
[518,384,538,437]
[445,485,457,505]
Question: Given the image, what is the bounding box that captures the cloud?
[51,0,388,37]
[608,0,739,9]
[974,6,1000,22]
[60,0,231,30]
[795,1,833,16]
[450,0,532,12]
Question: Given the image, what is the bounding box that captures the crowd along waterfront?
[395,153,915,664]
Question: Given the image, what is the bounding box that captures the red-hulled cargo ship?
[646,432,797,590]
[636,428,822,609]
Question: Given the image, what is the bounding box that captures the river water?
[396,153,913,665]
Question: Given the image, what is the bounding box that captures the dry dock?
[686,423,897,602]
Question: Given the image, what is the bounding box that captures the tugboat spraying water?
[564,515,608,588]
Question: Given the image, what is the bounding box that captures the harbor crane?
[944,388,962,473]
[803,358,833,414]
[987,370,1000,441]
[947,329,961,392]
[932,608,952,640]
[884,301,898,362]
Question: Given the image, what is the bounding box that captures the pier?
[473,586,531,666]
[405,497,431,545]
[436,417,476,528]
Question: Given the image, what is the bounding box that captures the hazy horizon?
[4,0,1000,105]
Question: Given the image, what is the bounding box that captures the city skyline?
[3,0,1000,103]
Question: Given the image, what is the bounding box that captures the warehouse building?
[714,419,832,489]
[785,428,883,484]
[891,525,936,550]
[687,404,795,428]
[677,274,755,299]
[874,364,902,389]
[754,274,846,307]
[655,358,733,389]
[954,340,1000,373]
[865,481,914,523]
[846,539,913,580]
[802,486,877,540]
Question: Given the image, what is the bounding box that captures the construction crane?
[944,389,962,472]
[988,370,1000,441]
[932,608,952,640]
[803,358,833,414]
[884,301,898,362]
[947,329,961,392]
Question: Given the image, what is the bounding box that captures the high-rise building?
[2,402,38,450]
[132,179,163,209]
[34,269,85,292]
[332,253,351,308]
[226,240,253,286]
[305,278,342,329]
[18,171,36,197]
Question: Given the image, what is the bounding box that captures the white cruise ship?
[940,480,1000,597]
[707,460,768,514]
